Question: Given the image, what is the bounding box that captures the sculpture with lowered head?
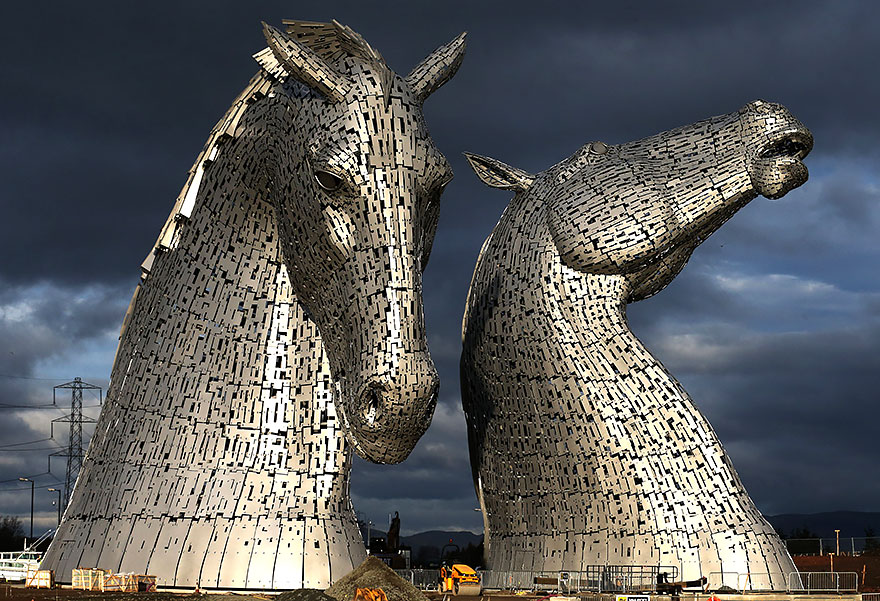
[40,19,465,590]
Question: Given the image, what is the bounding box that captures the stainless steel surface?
[461,101,812,589]
[40,19,465,589]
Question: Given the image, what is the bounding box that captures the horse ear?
[406,32,467,102]
[464,152,535,192]
[261,22,351,103]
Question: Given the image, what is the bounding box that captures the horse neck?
[103,79,351,490]
[484,198,640,365]
[554,270,633,346]
[539,240,752,493]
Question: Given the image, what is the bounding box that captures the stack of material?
[71,568,157,592]
[103,572,137,592]
[25,566,54,589]
[136,574,158,592]
[326,557,429,601]
[72,568,110,590]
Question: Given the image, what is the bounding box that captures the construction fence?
[788,571,859,592]
[397,567,860,594]
[785,536,880,556]
[397,565,678,593]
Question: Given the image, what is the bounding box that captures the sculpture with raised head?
[461,101,812,589]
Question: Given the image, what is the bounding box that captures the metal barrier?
[861,593,880,601]
[399,567,861,594]
[463,565,678,593]
[592,565,680,593]
[478,570,535,591]
[707,571,742,591]
[706,571,774,592]
[788,571,859,592]
[394,569,441,591]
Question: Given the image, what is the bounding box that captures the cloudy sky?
[1,1,878,537]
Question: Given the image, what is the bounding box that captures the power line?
[0,374,106,382]
[0,481,63,493]
[0,437,54,449]
[0,402,102,410]
[0,472,50,484]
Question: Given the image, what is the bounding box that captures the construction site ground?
[0,588,870,601]
[793,554,880,590]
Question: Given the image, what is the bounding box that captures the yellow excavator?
[438,564,481,596]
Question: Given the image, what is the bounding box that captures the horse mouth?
[757,130,812,161]
[750,127,813,200]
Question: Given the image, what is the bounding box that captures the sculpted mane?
[121,19,404,347]
[140,20,390,281]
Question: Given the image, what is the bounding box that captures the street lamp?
[48,488,62,526]
[18,478,33,539]
[835,529,841,556]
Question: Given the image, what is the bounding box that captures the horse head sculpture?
[41,21,465,589]
[258,22,464,463]
[461,101,812,584]
[466,100,812,298]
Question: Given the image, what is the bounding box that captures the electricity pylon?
[51,378,101,508]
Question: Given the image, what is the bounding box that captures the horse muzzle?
[742,100,813,200]
[345,357,440,464]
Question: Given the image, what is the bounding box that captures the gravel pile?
[276,589,338,601]
[325,557,429,601]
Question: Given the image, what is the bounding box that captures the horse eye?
[315,170,343,191]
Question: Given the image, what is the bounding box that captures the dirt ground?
[0,588,552,601]
[0,591,559,601]
[794,554,880,591]
[0,587,273,601]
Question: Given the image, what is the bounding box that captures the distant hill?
[766,511,880,538]
[402,530,483,567]
[359,527,483,566]
[360,527,483,550]
[401,529,483,551]
[365,512,880,564]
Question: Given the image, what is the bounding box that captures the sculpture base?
[41,514,365,590]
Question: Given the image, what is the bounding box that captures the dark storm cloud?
[626,243,880,516]
[0,1,877,532]
[2,1,879,284]
[666,323,880,514]
[351,399,484,534]
[0,281,121,522]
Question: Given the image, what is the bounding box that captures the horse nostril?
[363,386,382,426]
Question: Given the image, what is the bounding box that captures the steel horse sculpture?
[461,101,812,589]
[41,20,465,590]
